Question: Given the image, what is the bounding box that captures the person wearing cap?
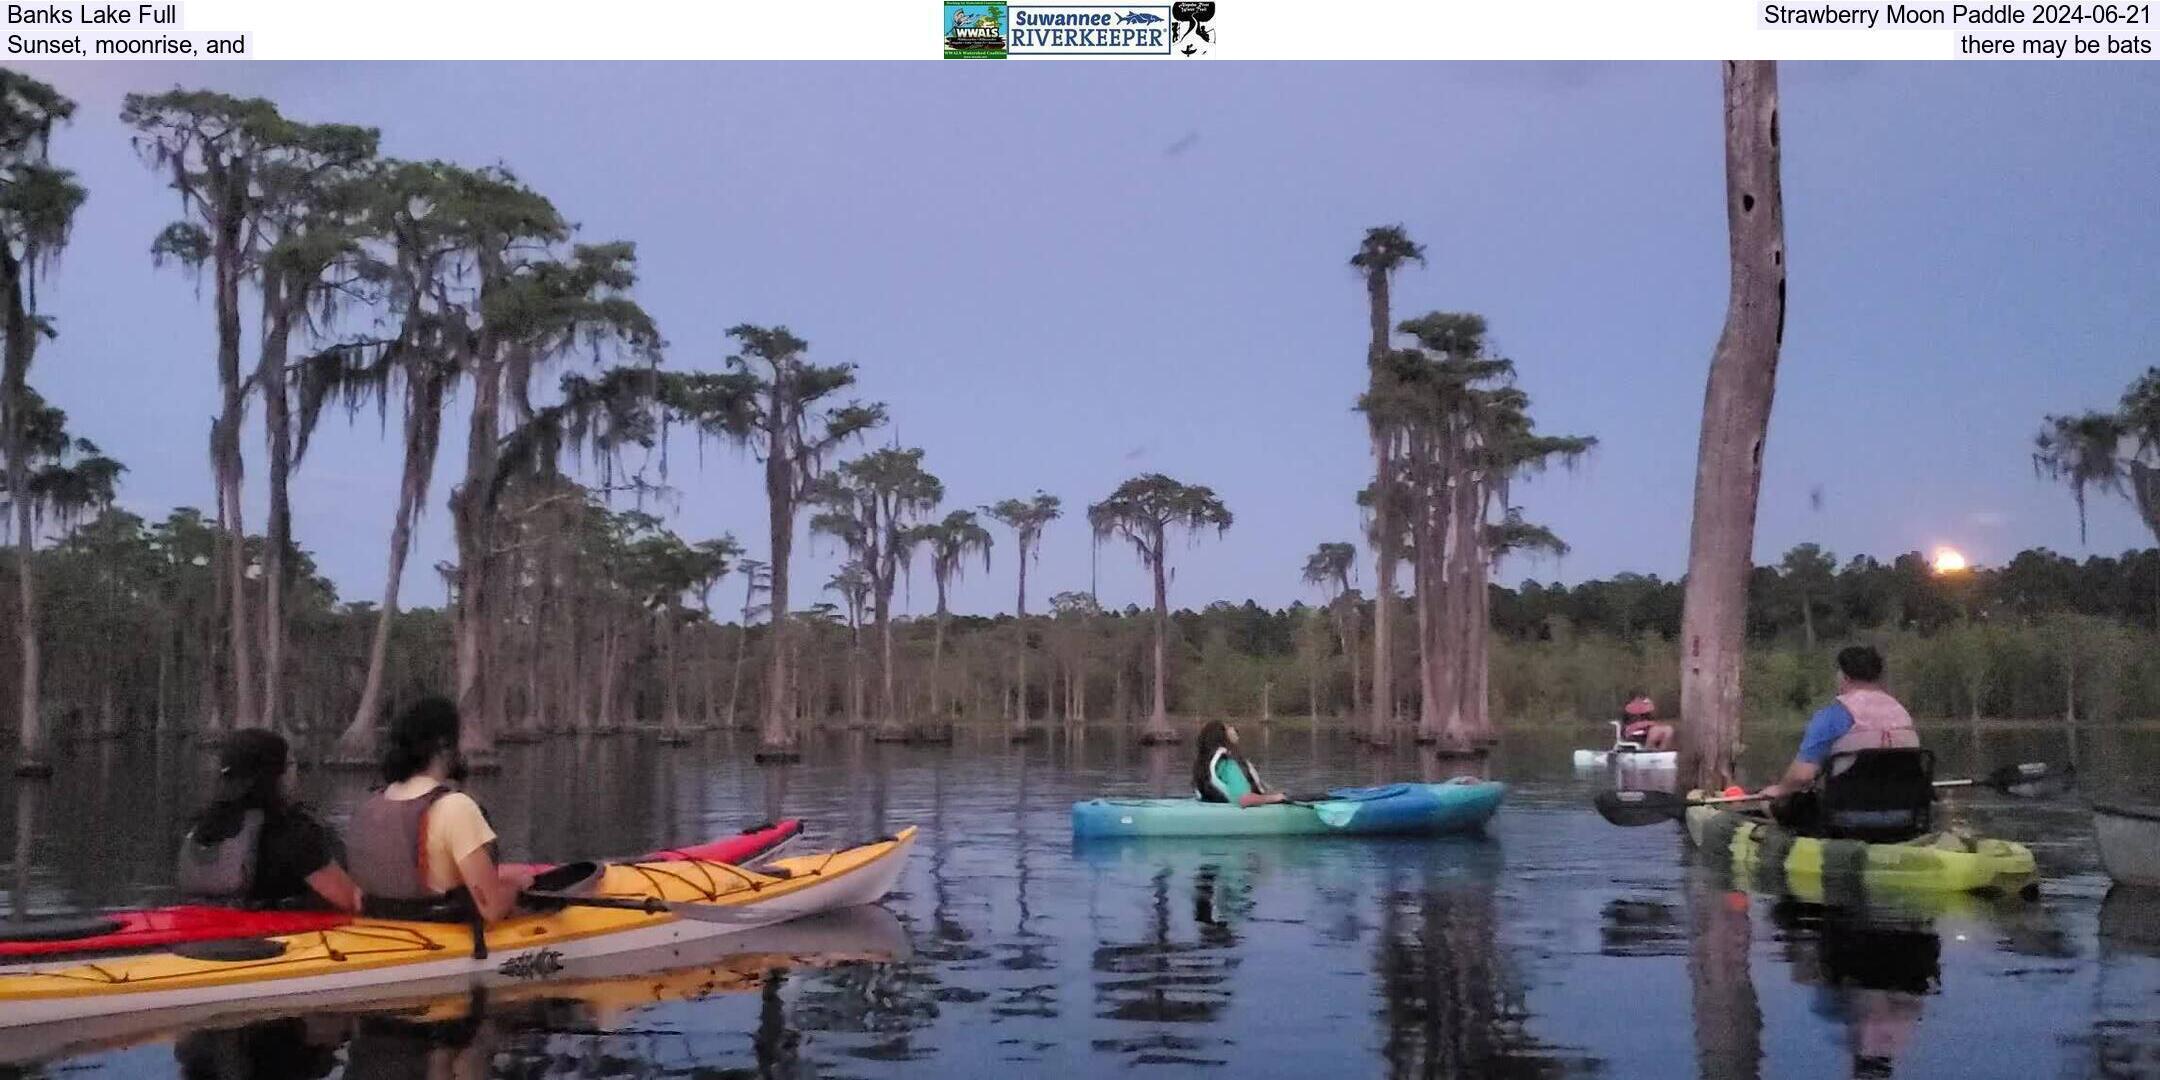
[176,729,361,912]
[1758,645,1920,821]
[1620,692,1674,751]
[345,696,534,923]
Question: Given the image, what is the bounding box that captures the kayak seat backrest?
[1820,748,1934,843]
[1609,721,1645,751]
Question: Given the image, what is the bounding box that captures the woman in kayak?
[346,696,534,923]
[177,729,361,912]
[1620,693,1674,751]
[1193,720,1289,807]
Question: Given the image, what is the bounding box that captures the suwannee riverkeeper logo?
[946,3,1207,56]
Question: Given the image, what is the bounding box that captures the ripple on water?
[0,724,2152,1078]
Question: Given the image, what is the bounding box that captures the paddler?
[346,697,535,922]
[1620,692,1674,750]
[1756,645,1920,831]
[1192,720,1289,807]
[177,728,361,912]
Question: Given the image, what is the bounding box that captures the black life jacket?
[176,809,265,900]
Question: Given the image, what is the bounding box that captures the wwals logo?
[944,2,1010,57]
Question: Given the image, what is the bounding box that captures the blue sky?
[11,62,2160,620]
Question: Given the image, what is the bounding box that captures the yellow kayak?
[1685,797,2034,897]
[0,828,914,1035]
[0,904,911,1065]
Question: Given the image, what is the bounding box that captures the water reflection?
[172,1014,344,1079]
[2,725,2151,1078]
[1769,900,1939,1079]
[1374,848,1591,1079]
[1598,898,1685,958]
[144,906,910,1080]
[8,783,33,923]
[1686,868,1762,1080]
[1091,867,1236,1065]
[2093,887,2160,1080]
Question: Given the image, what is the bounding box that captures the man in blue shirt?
[1758,646,1919,828]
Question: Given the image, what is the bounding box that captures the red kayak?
[0,819,802,961]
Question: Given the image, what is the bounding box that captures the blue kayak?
[1070,780,1506,839]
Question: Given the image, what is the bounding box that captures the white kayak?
[1572,748,1677,769]
[2094,803,2160,888]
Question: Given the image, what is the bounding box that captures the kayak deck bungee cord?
[0,820,805,962]
[0,828,913,1031]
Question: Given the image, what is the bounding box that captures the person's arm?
[433,794,533,923]
[456,847,536,923]
[306,864,362,913]
[290,812,361,913]
[1760,703,1849,797]
[1222,758,1285,806]
[1758,759,1820,800]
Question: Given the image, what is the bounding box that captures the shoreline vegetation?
[3,69,2158,775]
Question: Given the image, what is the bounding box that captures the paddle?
[1592,760,2076,828]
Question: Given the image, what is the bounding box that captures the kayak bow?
[0,828,913,1032]
[0,819,804,961]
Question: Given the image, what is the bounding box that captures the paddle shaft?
[524,892,665,914]
[1697,776,1982,808]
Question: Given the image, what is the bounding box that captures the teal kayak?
[1070,780,1505,839]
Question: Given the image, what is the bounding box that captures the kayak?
[1071,780,1505,839]
[2092,803,2160,888]
[0,827,913,1031]
[1685,796,2035,896]
[1572,748,1677,769]
[0,904,908,1065]
[0,819,803,961]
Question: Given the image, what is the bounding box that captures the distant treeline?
[1,503,2151,748]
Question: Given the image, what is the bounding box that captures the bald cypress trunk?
[259,275,297,733]
[1367,266,1398,748]
[4,251,46,774]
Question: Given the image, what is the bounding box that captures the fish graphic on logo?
[1117,10,1163,22]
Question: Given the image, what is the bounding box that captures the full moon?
[1932,547,1969,574]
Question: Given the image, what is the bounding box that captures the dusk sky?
[11,62,2160,621]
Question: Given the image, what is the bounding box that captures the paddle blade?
[1594,788,1691,827]
[1983,761,2076,798]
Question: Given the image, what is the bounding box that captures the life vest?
[1828,688,1919,755]
[1197,748,1264,802]
[347,787,454,905]
[176,809,264,900]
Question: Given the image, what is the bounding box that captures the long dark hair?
[191,729,290,844]
[1192,720,1258,796]
[382,696,462,785]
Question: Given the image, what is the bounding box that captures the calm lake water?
[1,722,2156,1079]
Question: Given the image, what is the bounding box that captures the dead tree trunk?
[1678,61,1787,793]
